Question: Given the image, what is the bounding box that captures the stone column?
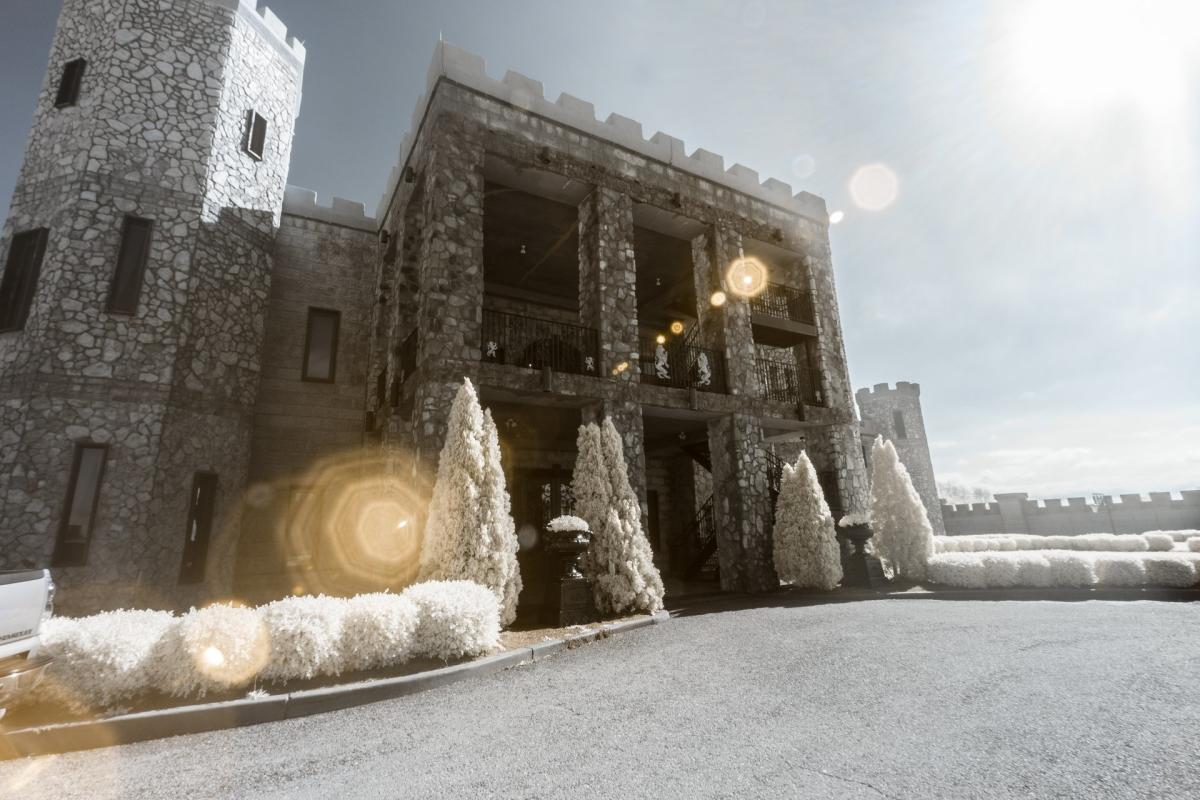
[691,226,760,397]
[578,187,639,380]
[410,125,485,473]
[707,413,776,593]
[816,423,871,519]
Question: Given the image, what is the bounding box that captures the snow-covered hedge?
[1190,537,1200,552]
[33,610,177,712]
[339,593,420,672]
[401,580,501,661]
[935,533,1169,553]
[26,581,500,712]
[927,551,1199,590]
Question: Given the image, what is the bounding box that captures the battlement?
[856,381,921,402]
[941,489,1200,536]
[282,186,377,231]
[202,0,306,67]
[376,40,829,225]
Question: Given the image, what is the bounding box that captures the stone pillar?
[994,493,1031,534]
[691,226,760,397]
[817,423,871,519]
[578,187,639,379]
[411,125,485,472]
[707,413,776,593]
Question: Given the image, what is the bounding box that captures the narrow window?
[893,410,908,439]
[107,216,153,315]
[302,308,340,382]
[0,228,49,332]
[52,443,109,567]
[55,58,87,108]
[178,472,218,584]
[244,111,268,161]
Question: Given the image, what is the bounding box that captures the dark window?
[244,111,268,160]
[179,472,218,584]
[893,410,907,439]
[302,308,340,382]
[107,216,153,315]
[55,58,86,108]
[52,443,108,567]
[0,228,49,332]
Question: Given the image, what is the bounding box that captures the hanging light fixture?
[669,320,685,335]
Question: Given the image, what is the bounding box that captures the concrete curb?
[0,612,670,761]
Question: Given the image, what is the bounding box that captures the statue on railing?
[655,344,670,380]
[696,352,712,387]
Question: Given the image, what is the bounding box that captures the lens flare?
[710,290,727,307]
[669,320,685,335]
[202,646,225,668]
[829,210,845,224]
[726,256,768,298]
[790,153,816,179]
[849,164,899,211]
[655,334,667,345]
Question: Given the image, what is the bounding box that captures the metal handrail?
[750,282,815,325]
[480,308,600,377]
[756,356,820,406]
[638,337,728,393]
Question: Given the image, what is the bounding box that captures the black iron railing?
[681,496,719,581]
[638,337,728,394]
[750,282,815,325]
[757,357,821,406]
[481,309,600,377]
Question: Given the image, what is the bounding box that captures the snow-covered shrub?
[402,580,500,660]
[338,592,420,672]
[979,553,1021,587]
[926,553,989,589]
[1046,552,1098,587]
[868,437,933,581]
[1014,553,1054,588]
[1189,538,1200,552]
[936,533,1160,553]
[574,420,665,615]
[1143,556,1197,588]
[1142,533,1175,552]
[418,379,522,627]
[1092,554,1148,587]
[31,610,177,711]
[771,452,842,589]
[259,595,347,681]
[547,515,589,533]
[155,603,269,697]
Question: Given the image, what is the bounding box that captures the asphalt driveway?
[2,598,1198,799]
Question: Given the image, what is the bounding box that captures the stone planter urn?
[542,517,598,627]
[839,518,888,589]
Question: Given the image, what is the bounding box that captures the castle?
[0,0,928,614]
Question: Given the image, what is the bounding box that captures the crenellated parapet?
[374,40,829,226]
[942,490,1200,536]
[855,381,921,403]
[282,186,377,232]
[202,0,306,67]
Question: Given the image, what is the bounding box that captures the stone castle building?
[1,0,871,614]
[857,381,945,535]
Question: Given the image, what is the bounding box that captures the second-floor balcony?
[481,308,600,377]
[638,337,728,393]
[757,356,821,407]
[750,282,816,348]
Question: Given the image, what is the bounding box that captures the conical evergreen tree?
[771,451,843,589]
[868,436,933,581]
[584,418,665,614]
[418,379,522,626]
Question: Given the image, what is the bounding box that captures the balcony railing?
[639,337,728,393]
[757,357,821,406]
[481,308,600,377]
[749,282,815,325]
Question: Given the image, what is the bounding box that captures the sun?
[1002,0,1199,114]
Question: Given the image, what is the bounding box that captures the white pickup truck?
[0,569,54,719]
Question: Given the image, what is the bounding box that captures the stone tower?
[0,0,305,612]
[856,382,945,535]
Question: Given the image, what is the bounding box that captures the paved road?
[3,598,1199,799]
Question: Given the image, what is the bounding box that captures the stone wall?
[0,0,304,613]
[943,491,1200,536]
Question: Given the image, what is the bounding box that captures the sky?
[1,0,1197,499]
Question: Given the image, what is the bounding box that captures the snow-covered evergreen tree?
[771,451,843,589]
[577,418,664,614]
[868,436,933,581]
[571,422,610,536]
[418,379,522,626]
